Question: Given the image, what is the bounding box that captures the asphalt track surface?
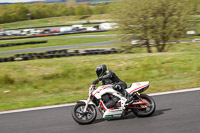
[0,41,115,55]
[0,90,200,133]
[0,35,114,43]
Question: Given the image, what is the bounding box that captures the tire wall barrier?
[0,40,47,47]
[0,48,118,63]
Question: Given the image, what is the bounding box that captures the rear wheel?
[71,103,97,124]
[132,94,156,117]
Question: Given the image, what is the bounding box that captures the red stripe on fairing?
[103,86,112,90]
[129,84,149,94]
[94,86,112,96]
[94,92,98,96]
[100,100,107,111]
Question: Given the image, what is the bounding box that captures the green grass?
[0,42,199,111]
[0,37,113,52]
[0,14,110,29]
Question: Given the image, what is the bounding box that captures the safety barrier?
[0,48,118,63]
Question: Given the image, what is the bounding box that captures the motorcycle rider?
[93,64,133,104]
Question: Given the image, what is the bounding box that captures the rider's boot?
[113,84,133,104]
[124,90,133,104]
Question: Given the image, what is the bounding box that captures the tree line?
[110,0,200,52]
[0,3,108,24]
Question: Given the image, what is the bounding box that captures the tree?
[0,2,105,24]
[68,6,76,15]
[66,0,77,7]
[192,0,200,14]
[110,0,195,53]
[75,5,86,15]
[92,3,107,14]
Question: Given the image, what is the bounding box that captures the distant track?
[0,35,114,43]
[0,41,115,55]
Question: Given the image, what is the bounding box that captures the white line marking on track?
[149,87,200,96]
[0,87,200,115]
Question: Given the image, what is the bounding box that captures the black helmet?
[96,64,107,77]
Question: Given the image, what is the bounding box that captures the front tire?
[132,94,156,117]
[71,103,97,124]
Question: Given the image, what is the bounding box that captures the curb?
[0,87,199,115]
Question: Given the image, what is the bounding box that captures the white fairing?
[92,85,119,99]
[92,85,126,118]
[90,82,149,118]
[78,100,95,105]
[103,109,123,118]
[126,81,149,94]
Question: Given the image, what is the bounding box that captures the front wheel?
[71,103,97,124]
[132,94,156,117]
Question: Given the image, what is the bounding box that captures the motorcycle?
[71,81,156,124]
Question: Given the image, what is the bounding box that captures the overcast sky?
[0,0,44,3]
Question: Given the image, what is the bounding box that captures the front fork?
[83,96,91,113]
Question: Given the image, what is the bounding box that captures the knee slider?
[113,84,121,91]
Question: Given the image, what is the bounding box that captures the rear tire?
[72,103,97,124]
[132,94,156,117]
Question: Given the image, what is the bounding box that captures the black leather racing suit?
[99,70,127,95]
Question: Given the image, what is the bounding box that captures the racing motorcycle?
[72,81,156,124]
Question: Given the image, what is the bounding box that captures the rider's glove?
[98,76,103,81]
[92,79,99,85]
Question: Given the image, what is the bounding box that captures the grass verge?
[0,37,113,52]
[0,14,110,29]
[0,42,199,111]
